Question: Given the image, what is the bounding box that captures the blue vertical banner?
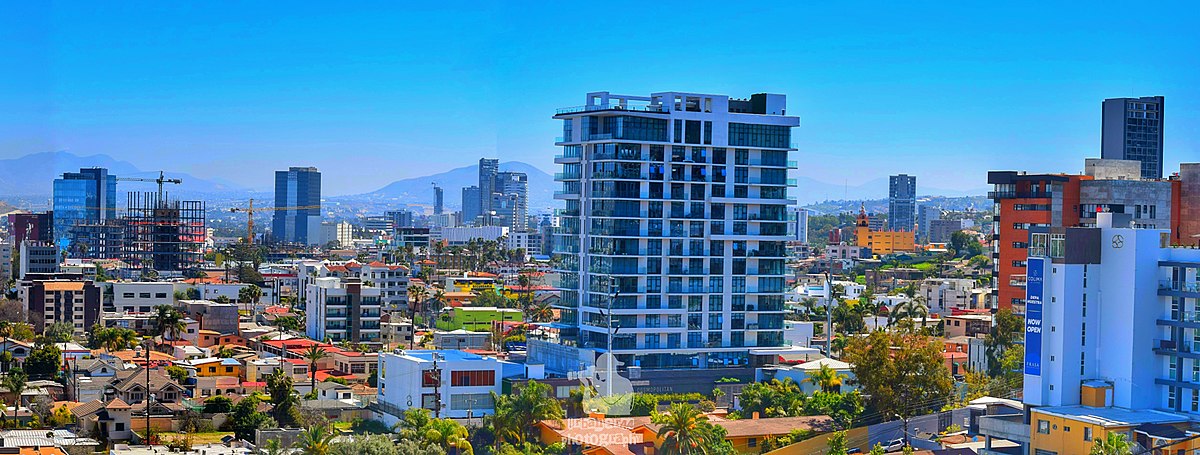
[1024,257,1044,376]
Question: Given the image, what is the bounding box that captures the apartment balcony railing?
[1160,280,1200,293]
[556,104,666,115]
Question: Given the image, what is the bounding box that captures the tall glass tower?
[272,167,322,245]
[552,91,799,369]
[52,168,117,248]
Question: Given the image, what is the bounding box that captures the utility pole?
[825,271,833,357]
[144,339,151,440]
[430,352,443,418]
[605,277,621,397]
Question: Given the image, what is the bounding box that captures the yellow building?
[854,208,915,255]
[1028,405,1200,454]
[185,357,243,378]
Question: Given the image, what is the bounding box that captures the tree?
[153,305,186,341]
[89,325,139,352]
[267,367,302,426]
[23,342,61,380]
[842,330,953,424]
[985,308,1023,376]
[394,409,473,455]
[166,365,189,383]
[275,316,303,333]
[332,434,402,455]
[527,302,554,323]
[825,430,848,455]
[805,363,848,393]
[224,395,276,440]
[302,345,329,393]
[489,381,564,445]
[1090,432,1133,455]
[203,396,233,413]
[260,439,285,455]
[738,378,804,418]
[394,439,446,455]
[652,403,732,455]
[239,285,263,308]
[2,368,27,419]
[295,424,337,455]
[43,322,75,343]
[889,297,929,330]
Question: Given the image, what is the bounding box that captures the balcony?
[556,104,667,115]
[1009,275,1027,287]
[977,414,1030,444]
[1160,280,1200,296]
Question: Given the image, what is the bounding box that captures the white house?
[376,350,524,420]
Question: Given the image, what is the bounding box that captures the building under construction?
[123,191,206,271]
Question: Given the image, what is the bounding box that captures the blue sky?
[2,1,1198,195]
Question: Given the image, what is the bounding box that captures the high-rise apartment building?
[917,204,941,243]
[53,168,117,247]
[306,276,382,345]
[461,186,481,224]
[479,158,499,216]
[1102,96,1164,179]
[495,171,528,230]
[552,91,799,369]
[272,167,322,245]
[888,174,916,232]
[789,208,809,243]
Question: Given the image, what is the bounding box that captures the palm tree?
[408,286,428,327]
[516,273,533,314]
[653,402,717,455]
[215,346,237,359]
[799,297,818,321]
[528,302,554,323]
[804,363,847,393]
[153,305,186,341]
[1090,432,1133,455]
[830,333,849,359]
[259,438,284,455]
[293,424,336,455]
[302,345,329,393]
[889,297,929,329]
[2,368,26,420]
[430,289,446,324]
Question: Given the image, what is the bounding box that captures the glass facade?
[52,168,117,248]
[728,123,791,149]
[554,92,798,370]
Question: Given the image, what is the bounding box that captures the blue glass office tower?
[52,168,117,248]
[272,167,322,244]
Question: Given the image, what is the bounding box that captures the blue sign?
[1024,257,1045,376]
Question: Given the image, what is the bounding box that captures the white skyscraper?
[552,91,799,369]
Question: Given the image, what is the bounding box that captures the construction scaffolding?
[124,191,206,272]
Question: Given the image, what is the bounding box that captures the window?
[451,370,496,387]
[116,423,125,431]
[1083,427,1092,442]
[728,123,790,148]
[748,438,757,448]
[450,393,494,411]
[1037,420,1050,434]
[422,370,440,387]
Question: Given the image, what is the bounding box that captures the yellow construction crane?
[229,198,322,244]
[117,171,182,200]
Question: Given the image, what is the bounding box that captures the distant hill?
[362,161,556,212]
[792,175,988,205]
[0,151,249,197]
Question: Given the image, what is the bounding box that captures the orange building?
[854,207,915,255]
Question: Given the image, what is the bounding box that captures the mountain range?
[0,151,987,210]
[357,161,556,212]
[0,151,248,196]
